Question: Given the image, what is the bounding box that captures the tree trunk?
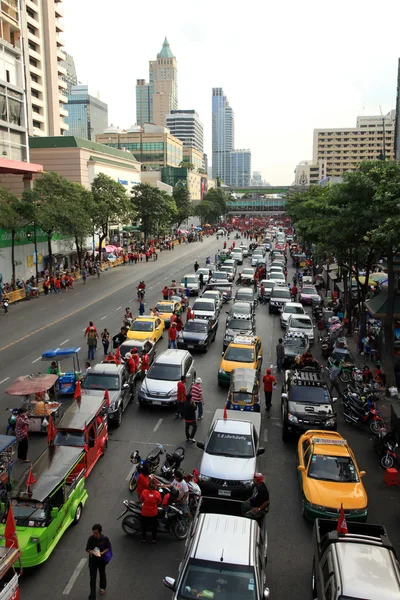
[342,264,350,332]
[98,234,106,263]
[382,248,395,386]
[11,229,16,290]
[75,236,82,269]
[47,233,53,274]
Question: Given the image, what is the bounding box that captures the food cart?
[5,374,61,434]
[41,347,81,394]
[226,368,260,412]
[0,436,16,500]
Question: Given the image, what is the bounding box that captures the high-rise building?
[61,51,77,95]
[229,150,252,187]
[136,78,151,126]
[294,160,321,186]
[212,87,235,184]
[166,110,203,153]
[21,0,69,136]
[65,84,108,141]
[149,38,178,127]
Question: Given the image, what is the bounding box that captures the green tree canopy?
[131,183,177,241]
[173,182,193,227]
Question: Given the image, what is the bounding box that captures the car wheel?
[115,406,123,427]
[73,503,83,525]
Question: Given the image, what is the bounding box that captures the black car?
[281,369,337,441]
[234,287,258,308]
[282,333,309,368]
[223,316,256,350]
[269,287,291,314]
[177,318,217,352]
[226,301,254,321]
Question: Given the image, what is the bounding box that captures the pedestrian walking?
[262,368,276,416]
[199,273,204,290]
[168,322,177,349]
[139,299,145,316]
[87,327,98,360]
[276,338,285,374]
[96,263,101,279]
[3,296,9,314]
[55,277,61,294]
[140,478,161,543]
[182,397,197,442]
[175,375,186,419]
[329,360,341,396]
[15,408,30,462]
[86,523,112,599]
[186,306,194,322]
[82,268,87,284]
[191,377,204,419]
[101,329,110,356]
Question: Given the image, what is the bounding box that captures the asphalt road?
[1,235,399,600]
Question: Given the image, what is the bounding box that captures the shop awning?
[0,158,43,175]
[365,291,400,318]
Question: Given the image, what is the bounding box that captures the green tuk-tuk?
[226,368,260,412]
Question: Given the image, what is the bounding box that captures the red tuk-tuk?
[54,394,108,478]
[0,542,21,600]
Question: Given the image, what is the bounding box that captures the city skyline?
[63,0,398,184]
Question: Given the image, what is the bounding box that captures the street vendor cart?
[41,347,81,394]
[0,541,21,600]
[0,436,16,501]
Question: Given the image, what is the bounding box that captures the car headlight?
[219,367,226,375]
[198,340,205,345]
[325,418,336,427]
[199,474,210,482]
[243,479,254,487]
[109,401,116,410]
[288,413,298,424]
[141,380,148,394]
[167,389,178,398]
[306,501,327,512]
[349,507,368,515]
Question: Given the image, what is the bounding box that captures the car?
[268,286,291,314]
[81,363,133,427]
[218,335,263,386]
[287,314,315,344]
[251,253,264,267]
[202,289,223,309]
[281,369,337,441]
[210,271,230,283]
[282,333,309,368]
[280,302,306,328]
[223,259,237,270]
[192,298,219,321]
[258,280,275,302]
[126,316,164,342]
[138,349,195,407]
[177,318,217,352]
[180,274,199,296]
[234,287,258,308]
[223,316,256,350]
[119,339,157,369]
[299,285,322,306]
[267,272,286,286]
[230,249,243,264]
[268,266,284,277]
[226,301,254,320]
[218,264,235,281]
[270,251,285,262]
[270,260,285,270]
[152,299,183,327]
[239,245,249,257]
[238,267,256,284]
[297,430,368,521]
[197,409,264,498]
[196,267,212,281]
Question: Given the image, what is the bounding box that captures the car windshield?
[206,431,254,458]
[184,276,198,284]
[242,270,254,276]
[220,266,233,272]
[197,269,209,276]
[212,272,228,280]
[272,289,291,299]
[271,273,285,280]
[224,347,254,363]
[147,363,181,381]
[54,430,85,447]
[82,374,120,391]
[130,321,153,332]
[236,291,253,300]
[11,500,47,523]
[284,306,304,314]
[308,455,359,483]
[178,560,257,600]
[289,318,312,329]
[291,386,328,403]
[156,303,173,313]
[185,322,208,333]
[231,304,251,315]
[193,302,215,312]
[227,320,253,330]
[302,287,317,295]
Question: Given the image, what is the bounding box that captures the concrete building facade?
[182,146,203,171]
[61,50,77,95]
[229,149,251,187]
[65,84,108,141]
[294,160,321,186]
[212,87,234,183]
[166,109,203,153]
[135,78,151,126]
[149,38,177,127]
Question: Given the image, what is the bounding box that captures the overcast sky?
[64,0,399,184]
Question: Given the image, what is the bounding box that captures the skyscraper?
[230,150,252,187]
[149,38,178,127]
[136,79,151,126]
[66,85,108,141]
[212,87,234,183]
[166,110,203,152]
[62,52,77,95]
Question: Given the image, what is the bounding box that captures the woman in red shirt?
[136,463,150,499]
[140,478,161,542]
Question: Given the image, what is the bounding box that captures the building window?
[32,106,40,114]
[28,41,37,52]
[31,89,39,98]
[29,58,37,68]
[33,120,41,129]
[6,71,10,83]
[31,74,38,83]
[27,25,36,36]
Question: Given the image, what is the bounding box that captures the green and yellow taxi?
[218,335,263,387]
[0,446,88,567]
[297,430,368,521]
[152,299,183,328]
[127,316,164,343]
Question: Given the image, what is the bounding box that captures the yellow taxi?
[218,335,263,386]
[127,316,164,343]
[297,430,368,521]
[152,300,182,328]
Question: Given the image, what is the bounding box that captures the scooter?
[373,428,398,468]
[153,472,202,516]
[343,395,384,434]
[128,444,164,491]
[5,408,18,435]
[159,447,185,480]
[117,497,189,540]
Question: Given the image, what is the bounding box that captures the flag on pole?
[337,503,348,534]
[26,466,36,489]
[104,389,110,407]
[223,405,228,419]
[74,379,82,406]
[4,504,18,549]
[47,414,56,445]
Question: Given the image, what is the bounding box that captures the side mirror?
[221,352,224,357]
[163,577,176,591]
[297,465,306,473]
[360,470,366,477]
[257,447,265,456]
[197,441,205,450]
[123,383,129,389]
[332,397,338,403]
[264,588,270,599]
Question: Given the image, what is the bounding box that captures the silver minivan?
[138,349,195,407]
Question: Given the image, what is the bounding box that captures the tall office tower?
[61,51,77,95]
[212,87,235,184]
[166,110,203,152]
[149,37,178,127]
[230,150,252,187]
[21,0,69,136]
[0,0,29,161]
[136,78,151,126]
[65,84,108,141]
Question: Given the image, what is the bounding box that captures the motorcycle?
[117,498,189,540]
[373,428,398,469]
[128,444,164,491]
[321,336,333,359]
[151,472,202,516]
[6,408,18,435]
[343,395,384,434]
[137,289,145,301]
[160,447,185,480]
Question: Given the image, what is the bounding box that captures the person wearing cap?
[124,352,136,375]
[168,322,177,349]
[131,348,140,371]
[191,377,204,420]
[241,474,270,519]
[262,368,276,416]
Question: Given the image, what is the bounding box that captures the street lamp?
[26,223,39,282]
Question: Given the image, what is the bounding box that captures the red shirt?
[137,473,149,498]
[263,374,276,392]
[126,358,136,374]
[168,327,177,341]
[177,381,186,403]
[186,308,194,321]
[140,489,161,517]
[141,354,149,372]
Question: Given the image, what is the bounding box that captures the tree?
[173,182,192,228]
[131,183,177,242]
[195,188,229,224]
[179,161,194,171]
[59,183,94,267]
[91,173,132,259]
[0,190,31,288]
[197,168,207,174]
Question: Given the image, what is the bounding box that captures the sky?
[64,0,400,185]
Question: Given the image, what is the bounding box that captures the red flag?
[74,380,82,403]
[4,504,18,549]
[47,414,56,446]
[223,405,228,419]
[337,503,348,534]
[104,389,110,407]
[26,466,36,488]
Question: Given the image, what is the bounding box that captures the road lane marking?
[60,339,69,346]
[116,306,122,311]
[101,316,107,320]
[0,378,9,385]
[40,307,47,310]
[153,418,163,432]
[32,357,41,364]
[156,281,161,284]
[62,558,87,595]
[17,317,24,320]
[149,286,153,290]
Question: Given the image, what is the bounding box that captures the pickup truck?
[312,518,400,599]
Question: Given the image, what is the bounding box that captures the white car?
[280,302,306,328]
[269,266,284,277]
[239,245,249,257]
[202,290,223,310]
[239,268,256,283]
[287,314,315,344]
[267,272,286,286]
[181,274,200,296]
[251,253,264,266]
[196,267,211,281]
[231,250,243,265]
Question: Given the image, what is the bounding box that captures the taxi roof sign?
[312,437,347,446]
[233,335,257,345]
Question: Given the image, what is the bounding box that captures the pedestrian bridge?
[228,186,293,195]
[227,197,287,214]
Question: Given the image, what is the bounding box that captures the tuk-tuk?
[41,347,81,394]
[292,253,307,267]
[54,394,108,478]
[5,374,61,434]
[0,435,16,498]
[0,540,21,600]
[1,446,88,567]
[283,333,309,368]
[218,252,229,264]
[226,368,260,412]
[329,340,355,367]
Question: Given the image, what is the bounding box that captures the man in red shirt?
[168,322,177,349]
[262,368,276,417]
[186,307,194,322]
[176,376,186,419]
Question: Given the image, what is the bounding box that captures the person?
[113,328,127,349]
[175,315,183,333]
[131,348,140,371]
[87,327,98,361]
[86,523,112,598]
[136,462,150,500]
[152,306,160,317]
[82,267,87,284]
[299,349,315,368]
[206,257,211,265]
[262,368,276,416]
[182,396,197,442]
[291,283,298,302]
[175,375,186,418]
[162,286,169,300]
[140,478,161,543]
[199,273,204,290]
[83,362,91,377]
[170,471,189,516]
[241,474,270,519]
[362,365,372,384]
[47,361,60,376]
[141,351,149,376]
[2,295,9,314]
[374,362,386,386]
[15,408,30,462]
[101,329,110,356]
[95,263,101,279]
[191,377,204,420]
[329,360,341,396]
[194,261,199,272]
[124,352,137,375]
[276,339,285,374]
[186,306,194,322]
[84,321,97,337]
[168,322,177,349]
[139,299,145,316]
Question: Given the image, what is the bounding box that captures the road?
[0,235,398,600]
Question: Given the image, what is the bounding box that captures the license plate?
[218,489,231,497]
[188,345,194,349]
[152,401,163,406]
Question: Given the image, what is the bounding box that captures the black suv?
[281,369,337,441]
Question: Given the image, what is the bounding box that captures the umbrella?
[105,245,117,253]
[370,272,388,283]
[5,374,58,396]
[195,227,202,231]
[358,276,378,285]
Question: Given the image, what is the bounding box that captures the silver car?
[138,349,195,407]
[280,302,306,328]
[181,274,199,296]
[287,314,315,344]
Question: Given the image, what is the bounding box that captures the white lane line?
[40,307,47,310]
[116,306,122,311]
[263,430,268,442]
[60,339,69,346]
[62,558,87,595]
[129,298,134,302]
[153,418,163,432]
[32,357,41,364]
[126,464,136,482]
[0,377,9,385]
[17,316,24,320]
[101,316,107,320]
[156,281,161,284]
[149,286,153,290]
[163,277,168,280]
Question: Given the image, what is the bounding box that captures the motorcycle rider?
[140,478,161,543]
[163,470,189,516]
[329,360,341,396]
[241,473,270,519]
